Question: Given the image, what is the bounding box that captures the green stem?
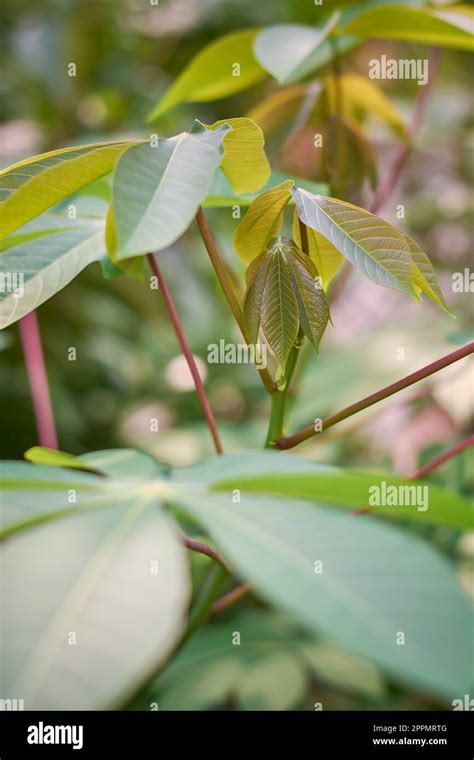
[182,564,228,643]
[265,341,301,447]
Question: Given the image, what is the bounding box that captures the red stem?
[181,534,230,571]
[410,434,474,480]
[148,254,223,455]
[277,343,473,449]
[211,582,253,616]
[18,311,58,449]
[370,47,441,215]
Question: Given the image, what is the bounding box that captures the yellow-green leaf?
[24,447,100,473]
[234,180,293,265]
[260,241,299,368]
[291,188,417,298]
[324,73,408,141]
[342,5,474,50]
[0,141,133,240]
[292,209,343,290]
[285,244,330,351]
[203,117,271,194]
[403,232,451,314]
[246,84,310,134]
[147,29,267,122]
[105,204,145,281]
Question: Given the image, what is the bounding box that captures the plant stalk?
[18,311,58,450]
[277,342,473,449]
[148,254,223,455]
[195,206,276,394]
[410,434,474,480]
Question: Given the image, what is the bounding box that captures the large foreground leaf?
[147,29,267,121]
[1,502,189,709]
[0,142,132,239]
[175,491,472,701]
[342,4,474,49]
[291,189,417,297]
[0,222,105,328]
[110,125,230,259]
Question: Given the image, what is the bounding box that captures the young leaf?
[234,180,293,264]
[247,84,311,134]
[146,29,267,121]
[175,491,472,701]
[402,232,451,314]
[285,245,330,351]
[253,15,352,84]
[243,250,273,344]
[0,223,105,329]
[342,5,474,50]
[291,188,417,297]
[1,503,189,709]
[110,125,230,259]
[292,209,343,290]
[260,241,300,368]
[0,142,133,239]
[203,117,271,194]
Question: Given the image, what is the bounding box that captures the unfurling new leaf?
[244,237,330,368]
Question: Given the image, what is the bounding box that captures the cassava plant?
[0,1,473,713]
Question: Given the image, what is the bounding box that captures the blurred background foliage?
[0,0,472,710]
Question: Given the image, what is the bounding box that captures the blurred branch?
[370,47,442,215]
[18,311,58,450]
[195,206,276,394]
[148,253,223,455]
[410,434,474,480]
[181,534,230,571]
[276,343,473,449]
[211,581,253,617]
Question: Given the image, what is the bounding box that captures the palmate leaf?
[1,448,472,704]
[146,29,267,122]
[2,502,189,710]
[201,117,271,194]
[291,188,418,297]
[292,208,343,290]
[0,141,133,240]
[174,490,472,702]
[342,4,474,50]
[0,222,106,329]
[109,124,230,260]
[243,238,329,367]
[234,180,293,264]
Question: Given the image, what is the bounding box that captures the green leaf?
[0,222,105,329]
[243,250,273,344]
[236,652,305,710]
[175,491,472,701]
[291,188,418,297]
[286,244,330,351]
[211,467,473,531]
[203,117,270,194]
[342,4,474,49]
[292,209,343,289]
[24,447,101,473]
[403,232,451,314]
[0,142,133,240]
[1,502,189,709]
[110,126,230,259]
[234,180,293,264]
[299,642,386,699]
[259,240,300,368]
[147,29,267,121]
[254,16,355,84]
[104,204,145,281]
